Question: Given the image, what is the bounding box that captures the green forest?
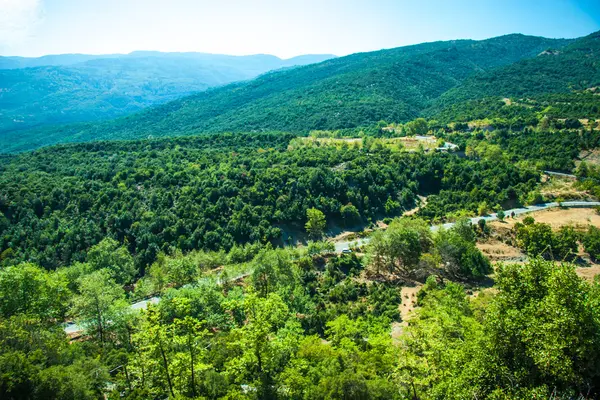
[0,33,580,153]
[0,131,547,271]
[2,115,600,398]
[1,27,600,400]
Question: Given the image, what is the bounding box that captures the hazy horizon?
[0,49,338,59]
[1,0,599,59]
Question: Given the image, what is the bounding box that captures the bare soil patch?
[576,264,600,282]
[540,175,593,201]
[490,207,600,231]
[477,239,525,262]
[578,149,600,166]
[391,284,422,340]
[400,285,421,321]
[404,195,428,217]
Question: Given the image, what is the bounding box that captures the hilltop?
[4,32,600,153]
[429,30,600,112]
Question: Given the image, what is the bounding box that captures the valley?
[0,52,335,134]
[1,23,600,400]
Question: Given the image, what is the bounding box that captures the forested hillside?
[0,34,573,153]
[1,122,600,398]
[2,25,600,399]
[2,120,597,272]
[0,132,534,270]
[0,52,334,133]
[431,30,600,111]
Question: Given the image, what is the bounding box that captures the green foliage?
[496,209,506,221]
[87,238,137,284]
[307,240,335,256]
[0,34,573,153]
[368,218,432,276]
[305,208,327,239]
[368,217,489,279]
[474,128,597,172]
[437,229,491,278]
[554,225,579,260]
[515,221,579,260]
[340,203,361,226]
[575,161,600,198]
[71,269,128,343]
[583,225,600,261]
[0,130,539,271]
[404,118,429,136]
[0,316,108,400]
[488,259,600,394]
[515,221,556,257]
[0,53,334,134]
[1,30,599,400]
[0,263,70,320]
[433,31,600,111]
[400,259,600,398]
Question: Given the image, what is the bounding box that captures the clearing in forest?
[490,207,600,230]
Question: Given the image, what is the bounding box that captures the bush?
[583,226,600,261]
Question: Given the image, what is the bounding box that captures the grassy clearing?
[578,149,600,166]
[539,174,595,201]
[289,136,441,152]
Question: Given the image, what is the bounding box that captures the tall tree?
[87,238,137,284]
[305,208,326,239]
[72,269,128,344]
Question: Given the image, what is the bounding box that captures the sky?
[1,0,599,58]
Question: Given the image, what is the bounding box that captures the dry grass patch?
[490,207,600,231]
[292,136,440,152]
[540,175,593,201]
[477,239,525,262]
[576,264,600,282]
[578,149,600,167]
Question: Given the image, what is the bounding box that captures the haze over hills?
[3,0,600,395]
[3,31,600,153]
[0,52,336,70]
[0,52,335,133]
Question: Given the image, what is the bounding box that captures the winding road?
[65,200,600,335]
[334,200,600,252]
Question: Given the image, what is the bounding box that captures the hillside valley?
[2,24,600,400]
[0,52,335,134]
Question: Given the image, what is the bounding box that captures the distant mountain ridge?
[0,51,336,133]
[0,51,335,70]
[3,31,600,153]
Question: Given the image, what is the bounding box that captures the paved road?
[544,170,577,179]
[65,200,600,335]
[334,200,600,252]
[63,273,251,335]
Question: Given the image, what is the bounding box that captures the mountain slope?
[0,53,120,69]
[0,34,577,152]
[430,31,600,112]
[0,52,335,133]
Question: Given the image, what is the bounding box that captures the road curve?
[334,200,600,253]
[65,201,600,335]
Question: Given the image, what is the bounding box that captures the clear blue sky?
[1,0,599,58]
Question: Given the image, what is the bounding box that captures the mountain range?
[1,31,599,153]
[0,52,335,133]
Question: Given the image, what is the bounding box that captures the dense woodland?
[0,120,598,398]
[1,29,600,400]
[0,33,577,153]
[0,130,550,272]
[1,239,599,399]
